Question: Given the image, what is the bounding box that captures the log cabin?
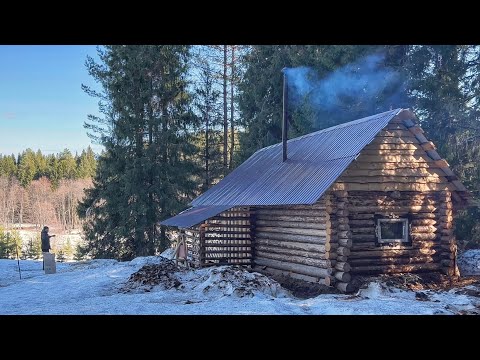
[161,108,472,292]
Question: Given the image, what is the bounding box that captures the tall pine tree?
[79,45,200,260]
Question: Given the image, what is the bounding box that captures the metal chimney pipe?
[282,68,288,162]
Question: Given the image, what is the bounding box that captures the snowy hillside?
[0,250,479,315]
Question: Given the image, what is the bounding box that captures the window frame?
[375,218,410,244]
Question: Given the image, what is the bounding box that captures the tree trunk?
[205,99,210,190]
[223,45,228,172]
[229,46,235,169]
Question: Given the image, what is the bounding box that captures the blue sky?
[0,45,103,156]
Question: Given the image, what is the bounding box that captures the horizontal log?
[203,237,252,241]
[440,234,455,242]
[355,153,432,163]
[350,197,438,205]
[335,201,346,209]
[439,222,453,230]
[204,244,252,248]
[256,231,327,244]
[411,219,437,226]
[349,214,375,220]
[256,250,333,268]
[442,267,456,276]
[255,209,328,217]
[337,230,352,238]
[209,216,251,221]
[336,282,356,293]
[331,190,348,197]
[364,142,419,151]
[352,241,440,251]
[255,238,330,252]
[378,129,421,137]
[351,234,377,242]
[337,247,351,256]
[330,217,349,224]
[370,136,420,145]
[414,213,437,219]
[350,227,375,234]
[256,226,328,237]
[255,220,326,230]
[441,244,457,252]
[410,233,438,241]
[255,245,329,260]
[440,229,453,235]
[411,225,437,233]
[257,203,325,209]
[254,266,327,285]
[334,224,350,231]
[341,175,446,184]
[350,256,437,266]
[348,162,436,171]
[206,224,252,230]
[255,215,327,223]
[349,205,438,213]
[338,238,353,248]
[351,262,442,274]
[335,209,349,217]
[334,272,351,283]
[254,258,333,278]
[333,182,456,192]
[350,219,375,226]
[343,168,446,178]
[335,262,351,272]
[204,230,252,235]
[349,248,441,258]
[439,202,453,210]
[384,122,409,130]
[440,252,456,260]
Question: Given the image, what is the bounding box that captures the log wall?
[347,191,445,275]
[252,197,333,285]
[332,116,457,279]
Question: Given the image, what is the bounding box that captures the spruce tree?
[193,62,223,191]
[17,149,37,188]
[77,146,97,178]
[79,45,200,260]
[63,239,74,260]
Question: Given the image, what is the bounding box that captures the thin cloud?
[2,112,16,120]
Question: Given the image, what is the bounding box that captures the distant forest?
[0,147,96,230]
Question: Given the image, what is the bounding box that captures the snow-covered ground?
[458,249,480,276]
[0,251,479,315]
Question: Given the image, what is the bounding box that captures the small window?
[375,218,409,244]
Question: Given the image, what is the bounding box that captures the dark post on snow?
[282,68,288,162]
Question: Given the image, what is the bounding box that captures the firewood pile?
[121,258,186,292]
[195,266,284,298]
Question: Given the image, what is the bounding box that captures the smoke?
[283,53,404,113]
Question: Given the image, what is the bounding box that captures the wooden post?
[199,223,206,268]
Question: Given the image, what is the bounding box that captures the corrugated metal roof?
[160,205,233,228]
[162,108,472,227]
[191,108,401,207]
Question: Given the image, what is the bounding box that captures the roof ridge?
[257,108,402,154]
